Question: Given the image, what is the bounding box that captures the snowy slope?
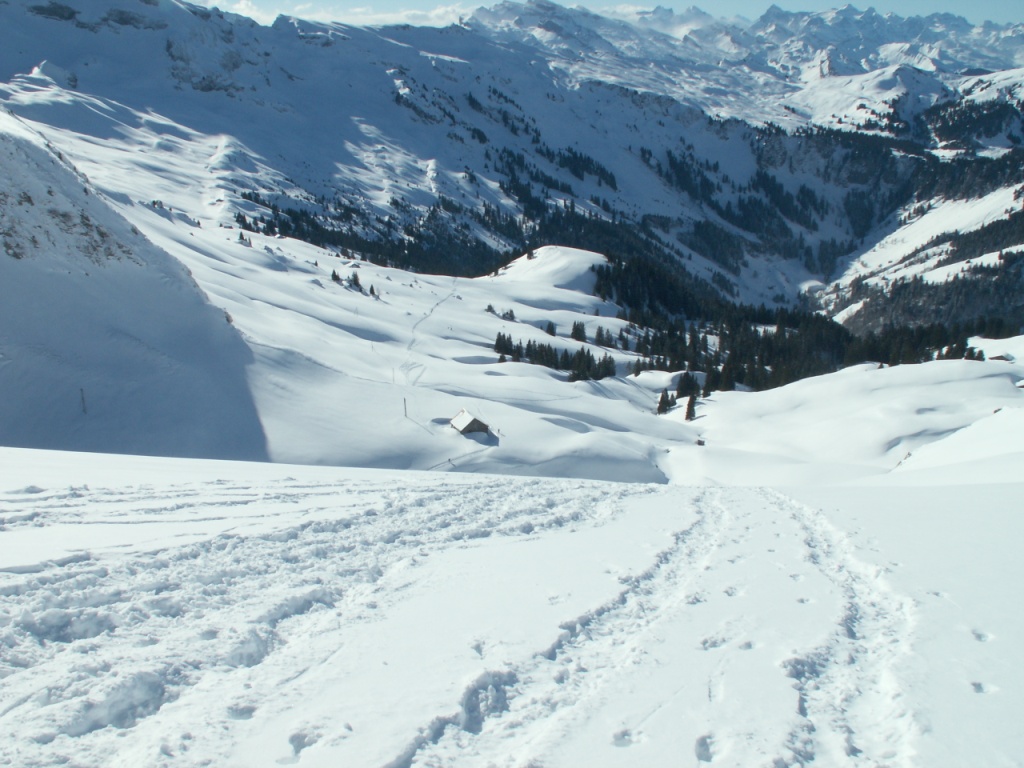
[1,4,1022,765]
[3,97,692,478]
[664,356,1024,485]
[1,348,1022,766]
[0,0,1020,469]
[0,51,696,475]
[0,110,266,459]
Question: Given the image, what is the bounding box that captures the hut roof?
[450,409,488,433]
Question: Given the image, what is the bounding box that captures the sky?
[197,0,1023,27]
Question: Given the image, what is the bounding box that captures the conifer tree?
[657,389,672,414]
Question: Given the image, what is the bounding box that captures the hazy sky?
[197,0,1023,27]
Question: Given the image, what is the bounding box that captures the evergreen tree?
[702,368,719,397]
[676,371,698,397]
[657,389,672,414]
[685,394,697,421]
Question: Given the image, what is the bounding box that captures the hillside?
[1,346,1022,764]
[0,110,266,459]
[0,0,1022,333]
[0,0,1021,467]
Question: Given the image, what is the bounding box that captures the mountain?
[1,1,1022,307]
[0,0,1022,465]
[2,5,1023,763]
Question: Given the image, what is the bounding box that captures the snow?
[835,186,1024,290]
[789,64,951,128]
[3,98,682,479]
[0,111,267,460]
[494,246,604,293]
[2,0,1022,329]
[1,2,1024,765]
[0,277,1021,764]
[818,183,1024,321]
[2,347,1023,766]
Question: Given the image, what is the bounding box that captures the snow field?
[1,4,1023,765]
[790,483,1024,768]
[665,358,1024,486]
[5,449,1020,766]
[0,459,680,766]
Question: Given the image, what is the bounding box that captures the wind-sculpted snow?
[2,451,1020,766]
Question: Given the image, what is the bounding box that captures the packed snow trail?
[400,487,918,767]
[0,467,922,768]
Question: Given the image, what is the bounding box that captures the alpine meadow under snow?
[1,0,1024,766]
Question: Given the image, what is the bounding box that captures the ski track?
[0,481,919,767]
[762,488,919,768]
[399,487,918,767]
[389,486,733,768]
[0,473,647,767]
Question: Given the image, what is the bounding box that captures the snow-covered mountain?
[1,0,1022,318]
[2,4,1024,765]
[473,1,1024,107]
[0,0,1021,469]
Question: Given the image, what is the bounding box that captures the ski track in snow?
[0,478,924,767]
[389,486,736,768]
[0,472,650,766]
[762,488,918,768]
[401,276,459,389]
[387,486,918,767]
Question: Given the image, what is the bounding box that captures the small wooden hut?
[450,409,489,435]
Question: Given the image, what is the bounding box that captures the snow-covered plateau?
[2,1,1024,765]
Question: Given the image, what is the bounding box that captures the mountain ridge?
[3,0,1022,306]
